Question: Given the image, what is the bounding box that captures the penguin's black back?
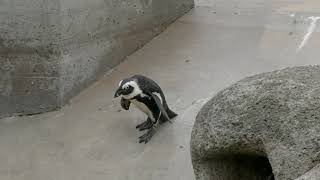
[132,75,177,119]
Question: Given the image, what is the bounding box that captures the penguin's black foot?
[139,122,153,131]
[139,129,155,144]
[136,119,153,131]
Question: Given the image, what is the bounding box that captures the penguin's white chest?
[131,99,154,120]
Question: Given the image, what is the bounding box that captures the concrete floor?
[1,0,320,179]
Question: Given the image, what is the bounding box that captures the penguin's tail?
[159,109,177,124]
[167,108,178,119]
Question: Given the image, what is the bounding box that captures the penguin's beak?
[114,87,123,98]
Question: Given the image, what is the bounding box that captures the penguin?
[114,75,177,143]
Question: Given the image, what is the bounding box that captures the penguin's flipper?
[148,92,170,122]
[120,98,131,110]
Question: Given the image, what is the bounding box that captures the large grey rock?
[191,65,320,180]
[0,0,194,118]
[295,164,320,180]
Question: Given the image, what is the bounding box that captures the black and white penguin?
[114,75,177,143]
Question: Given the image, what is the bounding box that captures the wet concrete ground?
[1,0,320,179]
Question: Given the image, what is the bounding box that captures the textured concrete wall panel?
[0,0,194,117]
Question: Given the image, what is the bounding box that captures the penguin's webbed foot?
[139,129,155,144]
[136,119,153,131]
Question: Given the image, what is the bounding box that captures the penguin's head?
[114,78,142,99]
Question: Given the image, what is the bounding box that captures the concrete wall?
[0,0,61,117]
[0,0,194,118]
